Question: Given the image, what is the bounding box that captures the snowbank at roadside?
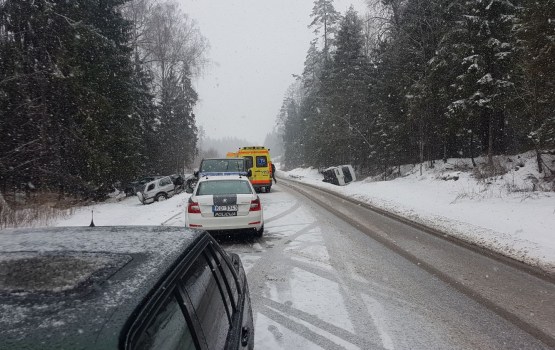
[53,192,190,227]
[278,152,555,274]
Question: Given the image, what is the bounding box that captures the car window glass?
[134,293,196,350]
[228,159,244,171]
[217,160,228,171]
[244,156,253,170]
[211,246,239,307]
[204,247,234,318]
[147,184,155,191]
[197,180,252,195]
[256,156,267,167]
[201,159,243,172]
[200,161,211,172]
[182,253,229,350]
[160,178,171,186]
[342,167,353,182]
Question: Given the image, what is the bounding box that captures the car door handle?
[241,326,250,346]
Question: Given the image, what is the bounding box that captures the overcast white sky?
[179,0,370,145]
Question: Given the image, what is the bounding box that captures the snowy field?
[54,191,189,227]
[279,151,555,274]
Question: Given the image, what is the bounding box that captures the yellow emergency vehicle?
[237,146,273,192]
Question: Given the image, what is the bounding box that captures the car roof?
[145,175,170,183]
[136,175,162,180]
[201,158,244,161]
[0,226,204,350]
[197,175,250,182]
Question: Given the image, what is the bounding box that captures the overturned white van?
[322,165,356,186]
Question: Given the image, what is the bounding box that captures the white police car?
[186,175,264,237]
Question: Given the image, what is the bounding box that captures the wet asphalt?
[215,181,554,350]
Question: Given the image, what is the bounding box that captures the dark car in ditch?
[196,158,250,178]
[186,158,251,192]
[0,226,254,350]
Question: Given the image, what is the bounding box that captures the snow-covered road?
[55,185,553,349]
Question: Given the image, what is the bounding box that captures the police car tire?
[254,225,264,238]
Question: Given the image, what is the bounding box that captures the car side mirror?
[193,169,199,177]
[247,169,252,177]
[229,253,241,272]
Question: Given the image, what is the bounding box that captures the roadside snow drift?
[280,152,555,274]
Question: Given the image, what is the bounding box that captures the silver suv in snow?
[137,176,176,204]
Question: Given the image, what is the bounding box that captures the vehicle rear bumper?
[251,181,272,190]
[251,180,272,186]
[137,192,155,204]
[186,212,263,231]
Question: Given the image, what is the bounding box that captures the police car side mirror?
[193,169,199,177]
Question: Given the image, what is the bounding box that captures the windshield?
[197,180,252,195]
[200,159,245,173]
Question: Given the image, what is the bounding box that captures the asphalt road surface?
[216,180,554,350]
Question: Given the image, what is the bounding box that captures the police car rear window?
[197,180,252,195]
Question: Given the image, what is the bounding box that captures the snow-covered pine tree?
[140,1,205,175]
[309,0,342,60]
[318,6,372,167]
[281,96,305,169]
[157,67,198,175]
[393,0,449,172]
[301,40,324,91]
[445,0,519,167]
[515,0,555,173]
[0,0,140,197]
[428,1,479,164]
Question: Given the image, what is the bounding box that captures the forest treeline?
[279,0,555,177]
[0,0,206,197]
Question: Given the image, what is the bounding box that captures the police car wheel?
[254,225,264,238]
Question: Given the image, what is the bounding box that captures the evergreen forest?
[0,0,206,198]
[279,0,555,178]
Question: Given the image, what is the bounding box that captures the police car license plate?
[214,211,237,217]
[213,205,238,212]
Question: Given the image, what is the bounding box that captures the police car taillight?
[187,200,201,214]
[249,197,261,211]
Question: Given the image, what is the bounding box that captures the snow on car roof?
[198,174,249,181]
[0,252,130,294]
[0,226,203,348]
